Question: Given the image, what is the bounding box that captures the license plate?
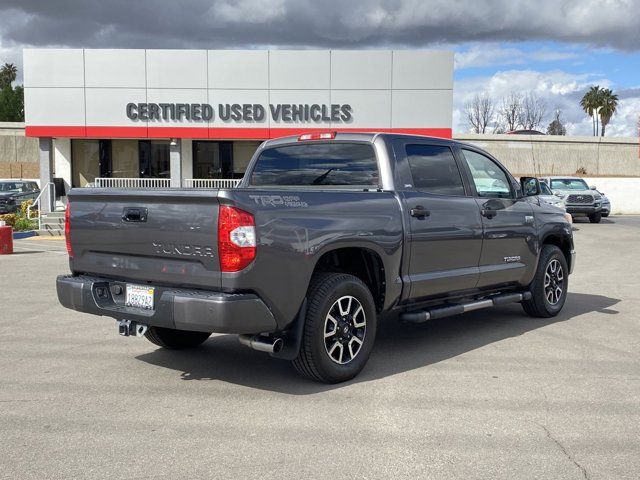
[125,284,155,310]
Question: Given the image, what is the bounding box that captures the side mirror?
[590,185,597,190]
[520,177,541,197]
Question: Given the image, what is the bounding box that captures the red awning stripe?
[26,126,452,140]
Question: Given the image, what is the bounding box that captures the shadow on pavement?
[136,292,620,395]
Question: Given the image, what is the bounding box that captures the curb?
[13,230,37,239]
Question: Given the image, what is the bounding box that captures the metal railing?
[183,178,241,189]
[27,182,54,230]
[94,177,171,189]
[90,178,240,189]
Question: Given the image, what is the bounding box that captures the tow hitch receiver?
[117,319,148,337]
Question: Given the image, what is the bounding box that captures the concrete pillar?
[180,139,193,182]
[169,139,182,188]
[53,138,72,200]
[38,137,53,213]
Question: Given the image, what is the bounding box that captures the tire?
[522,245,568,318]
[293,273,377,383]
[144,326,211,349]
[588,212,602,223]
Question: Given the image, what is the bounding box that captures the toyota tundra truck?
[57,132,575,383]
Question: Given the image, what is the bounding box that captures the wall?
[454,133,640,177]
[582,177,640,215]
[0,122,40,179]
[23,49,454,140]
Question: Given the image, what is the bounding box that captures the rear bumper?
[565,205,601,215]
[56,275,277,334]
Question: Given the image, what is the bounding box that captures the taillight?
[298,131,336,141]
[218,205,256,272]
[64,202,73,257]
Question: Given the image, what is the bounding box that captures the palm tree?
[580,86,602,136]
[0,62,18,88]
[598,88,619,137]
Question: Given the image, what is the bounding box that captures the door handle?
[122,207,148,223]
[410,205,430,218]
[481,208,496,219]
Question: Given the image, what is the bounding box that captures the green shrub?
[13,216,38,232]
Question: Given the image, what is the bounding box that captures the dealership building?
[23,48,453,208]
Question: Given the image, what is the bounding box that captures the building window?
[71,139,100,187]
[111,140,139,178]
[193,141,260,179]
[139,140,170,178]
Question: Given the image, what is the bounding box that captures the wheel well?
[314,248,386,312]
[542,235,572,270]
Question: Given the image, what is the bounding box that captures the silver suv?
[540,176,602,223]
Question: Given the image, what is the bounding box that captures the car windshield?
[550,178,589,190]
[0,182,21,192]
[539,182,553,195]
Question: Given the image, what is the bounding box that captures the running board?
[400,291,532,324]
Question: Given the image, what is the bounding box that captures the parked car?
[0,180,40,214]
[536,181,566,209]
[594,189,611,217]
[541,176,603,223]
[57,133,575,383]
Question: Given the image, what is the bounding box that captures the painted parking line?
[11,243,68,255]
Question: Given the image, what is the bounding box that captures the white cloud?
[454,69,638,137]
[211,0,287,24]
[455,45,582,70]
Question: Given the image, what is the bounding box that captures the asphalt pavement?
[1,216,638,479]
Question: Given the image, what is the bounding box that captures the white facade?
[24,49,453,138]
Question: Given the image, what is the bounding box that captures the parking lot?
[1,216,638,480]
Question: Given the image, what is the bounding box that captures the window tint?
[405,145,465,195]
[462,150,512,198]
[250,143,379,187]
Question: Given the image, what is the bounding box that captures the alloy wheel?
[323,295,367,364]
[544,259,564,305]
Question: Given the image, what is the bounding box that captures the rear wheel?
[293,273,377,383]
[522,245,568,318]
[589,212,602,223]
[145,326,211,349]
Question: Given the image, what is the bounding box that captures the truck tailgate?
[68,188,222,289]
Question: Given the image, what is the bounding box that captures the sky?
[0,0,639,136]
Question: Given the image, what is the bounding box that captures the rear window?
[249,143,379,187]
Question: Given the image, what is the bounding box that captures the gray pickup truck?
[57,133,575,383]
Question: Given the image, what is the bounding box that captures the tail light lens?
[64,202,73,257]
[218,205,256,272]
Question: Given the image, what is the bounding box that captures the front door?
[394,141,484,300]
[458,148,537,288]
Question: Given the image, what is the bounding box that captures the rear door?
[393,140,484,299]
[457,147,537,288]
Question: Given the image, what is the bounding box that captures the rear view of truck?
[58,187,279,341]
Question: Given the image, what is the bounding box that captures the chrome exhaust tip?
[238,334,283,354]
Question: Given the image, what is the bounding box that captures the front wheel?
[145,326,211,349]
[589,212,602,223]
[293,273,377,383]
[522,245,568,318]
